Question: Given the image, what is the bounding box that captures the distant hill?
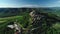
[0,8,60,17]
[0,8,22,17]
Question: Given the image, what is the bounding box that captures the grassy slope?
[0,12,60,33]
[0,16,23,21]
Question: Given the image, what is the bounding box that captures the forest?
[0,8,60,34]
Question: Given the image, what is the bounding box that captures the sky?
[0,0,60,8]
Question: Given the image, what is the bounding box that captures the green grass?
[53,23,60,32]
[0,16,23,23]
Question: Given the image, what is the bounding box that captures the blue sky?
[0,0,60,7]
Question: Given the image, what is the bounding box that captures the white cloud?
[20,4,40,7]
[0,4,41,8]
